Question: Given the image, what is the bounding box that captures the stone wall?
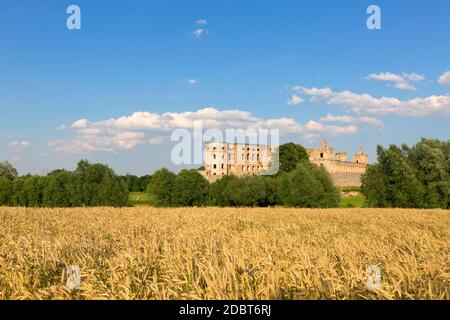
[331,172,364,187]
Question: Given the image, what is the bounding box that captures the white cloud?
[320,113,383,128]
[186,79,198,85]
[393,81,416,91]
[403,72,425,82]
[358,116,384,128]
[304,121,358,136]
[294,86,450,117]
[192,28,207,38]
[51,107,359,153]
[148,136,167,145]
[196,19,208,25]
[366,72,425,91]
[72,119,89,129]
[320,114,354,123]
[367,72,404,83]
[9,140,30,150]
[438,71,450,86]
[114,131,145,149]
[286,94,303,105]
[48,139,114,154]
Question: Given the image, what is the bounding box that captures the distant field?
[128,192,155,206]
[0,207,449,300]
[340,194,366,208]
[338,187,365,208]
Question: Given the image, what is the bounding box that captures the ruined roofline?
[205,141,273,148]
[310,159,367,165]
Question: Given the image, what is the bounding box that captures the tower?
[353,147,368,164]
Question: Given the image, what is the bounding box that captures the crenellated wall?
[307,140,368,186]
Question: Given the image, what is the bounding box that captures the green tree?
[362,144,428,208]
[312,165,340,207]
[43,171,76,207]
[121,174,137,192]
[224,175,267,207]
[282,162,324,207]
[275,172,290,206]
[132,175,152,192]
[277,161,339,208]
[407,139,449,208]
[361,164,390,207]
[208,175,236,207]
[11,177,26,206]
[73,160,128,207]
[0,176,13,205]
[278,143,309,173]
[147,168,176,207]
[97,169,129,207]
[0,161,18,180]
[22,175,47,207]
[172,170,209,206]
[261,176,279,207]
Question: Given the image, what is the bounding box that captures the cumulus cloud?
[320,114,354,123]
[72,119,89,129]
[438,71,450,86]
[196,19,208,25]
[320,113,383,129]
[293,86,450,117]
[403,73,426,82]
[286,94,303,106]
[9,140,30,150]
[358,116,384,128]
[366,72,425,91]
[304,121,358,136]
[50,108,359,153]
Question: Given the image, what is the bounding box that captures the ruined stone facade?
[306,140,369,187]
[201,140,368,186]
[202,142,273,182]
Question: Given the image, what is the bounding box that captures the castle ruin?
[201,140,368,186]
[202,142,273,182]
[306,140,368,187]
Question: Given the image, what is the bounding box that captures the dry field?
[0,207,449,300]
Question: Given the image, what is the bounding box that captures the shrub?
[147,168,176,207]
[224,175,267,207]
[277,161,339,208]
[172,170,209,207]
[208,175,236,207]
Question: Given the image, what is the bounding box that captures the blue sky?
[1,0,449,175]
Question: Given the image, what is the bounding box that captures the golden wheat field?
[0,207,449,300]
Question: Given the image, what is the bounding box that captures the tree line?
[362,138,450,209]
[0,143,340,208]
[146,143,340,208]
[0,160,129,207]
[1,138,448,209]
